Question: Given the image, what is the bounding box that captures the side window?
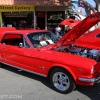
[1,34,24,46]
[96,33,100,38]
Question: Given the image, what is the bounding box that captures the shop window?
[2,12,34,29]
[47,11,65,30]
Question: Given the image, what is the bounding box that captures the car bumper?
[78,75,100,83]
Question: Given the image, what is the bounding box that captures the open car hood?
[52,12,100,48]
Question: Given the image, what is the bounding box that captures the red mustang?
[76,28,100,49]
[0,12,100,94]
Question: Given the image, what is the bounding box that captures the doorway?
[36,12,45,29]
[37,17,45,29]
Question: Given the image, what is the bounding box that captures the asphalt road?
[0,64,100,100]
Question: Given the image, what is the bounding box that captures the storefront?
[0,0,70,29]
[35,12,45,29]
[35,6,67,30]
[0,5,35,28]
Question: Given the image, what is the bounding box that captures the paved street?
[0,64,100,100]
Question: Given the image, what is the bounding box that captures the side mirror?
[3,43,5,45]
[19,43,24,48]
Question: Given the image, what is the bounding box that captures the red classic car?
[0,12,100,94]
[0,27,16,32]
[76,28,100,49]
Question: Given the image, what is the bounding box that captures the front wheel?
[50,68,76,94]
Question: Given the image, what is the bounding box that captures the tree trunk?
[84,6,91,16]
[96,1,100,12]
[81,0,96,16]
[94,0,100,27]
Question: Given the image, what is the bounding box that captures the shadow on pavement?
[1,64,100,99]
[76,84,100,100]
[1,64,52,88]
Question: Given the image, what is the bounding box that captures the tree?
[78,0,96,16]
[79,0,100,27]
[94,0,100,27]
[66,0,81,20]
[94,0,100,12]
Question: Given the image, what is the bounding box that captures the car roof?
[90,28,100,36]
[3,29,49,34]
[83,28,100,37]
[0,29,49,40]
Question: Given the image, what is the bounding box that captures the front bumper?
[78,75,100,83]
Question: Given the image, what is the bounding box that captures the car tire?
[50,68,76,94]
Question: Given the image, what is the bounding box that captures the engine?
[55,44,100,62]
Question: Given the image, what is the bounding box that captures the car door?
[0,43,6,63]
[1,33,33,71]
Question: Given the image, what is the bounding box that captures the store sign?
[4,12,28,17]
[0,5,34,12]
[47,11,65,29]
[36,12,45,17]
[48,14,64,20]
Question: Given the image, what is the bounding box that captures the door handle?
[2,46,5,49]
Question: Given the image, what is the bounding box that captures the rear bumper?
[78,75,100,83]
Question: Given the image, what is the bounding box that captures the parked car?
[0,27,16,32]
[76,28,100,49]
[0,12,100,94]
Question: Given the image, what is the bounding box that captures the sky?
[86,0,95,6]
[74,0,96,15]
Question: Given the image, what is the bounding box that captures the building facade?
[0,0,71,29]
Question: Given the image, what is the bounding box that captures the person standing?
[55,26,62,40]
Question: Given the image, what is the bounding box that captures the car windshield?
[27,31,57,48]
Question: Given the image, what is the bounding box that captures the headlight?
[91,66,94,74]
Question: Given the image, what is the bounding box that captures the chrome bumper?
[78,75,100,83]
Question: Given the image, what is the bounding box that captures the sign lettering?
[0,5,34,11]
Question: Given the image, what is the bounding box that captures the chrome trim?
[53,72,70,91]
[0,61,47,77]
[79,75,100,83]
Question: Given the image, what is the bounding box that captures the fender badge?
[38,66,45,70]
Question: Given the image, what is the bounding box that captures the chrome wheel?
[50,68,76,94]
[53,72,70,91]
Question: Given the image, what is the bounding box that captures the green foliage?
[66,0,81,20]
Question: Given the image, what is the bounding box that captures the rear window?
[1,34,23,46]
[2,34,22,40]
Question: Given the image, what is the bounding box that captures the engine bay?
[54,44,100,62]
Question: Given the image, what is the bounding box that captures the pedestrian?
[20,20,24,29]
[13,21,17,27]
[59,25,65,36]
[55,26,62,39]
